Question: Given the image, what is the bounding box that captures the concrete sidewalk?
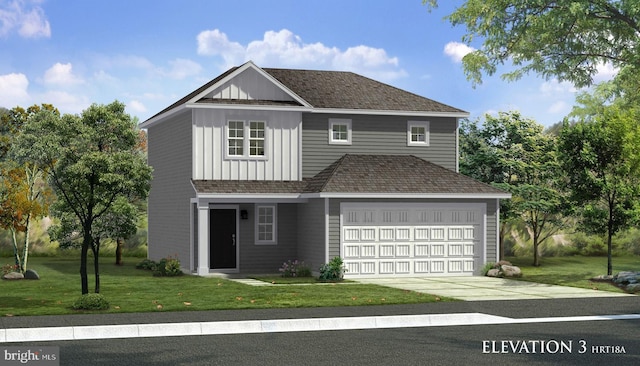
[354,276,634,301]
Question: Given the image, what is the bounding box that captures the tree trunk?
[115,237,123,265]
[80,230,91,295]
[607,229,613,276]
[532,236,540,267]
[10,229,21,272]
[92,238,100,293]
[21,218,30,274]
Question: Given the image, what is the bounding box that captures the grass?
[506,255,640,292]
[0,256,447,317]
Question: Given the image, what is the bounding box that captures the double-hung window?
[329,118,352,145]
[227,120,267,158]
[256,205,277,244]
[407,121,430,146]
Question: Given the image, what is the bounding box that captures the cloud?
[593,62,618,83]
[0,0,50,38]
[0,72,29,107]
[164,58,203,80]
[539,79,577,95]
[43,62,84,85]
[127,100,147,114]
[547,100,569,114]
[443,42,475,63]
[196,28,406,81]
[39,90,89,114]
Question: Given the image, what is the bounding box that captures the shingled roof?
[144,62,466,124]
[192,155,508,197]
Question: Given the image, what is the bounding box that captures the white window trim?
[225,120,268,160]
[407,120,430,146]
[328,118,352,145]
[255,204,277,245]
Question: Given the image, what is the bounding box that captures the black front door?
[210,209,237,269]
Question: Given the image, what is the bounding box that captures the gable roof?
[141,61,468,127]
[192,154,509,198]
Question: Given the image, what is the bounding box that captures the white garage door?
[341,203,485,277]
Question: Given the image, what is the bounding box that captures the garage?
[341,203,485,277]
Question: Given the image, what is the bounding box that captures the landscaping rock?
[2,272,24,280]
[501,265,522,278]
[497,260,513,266]
[486,268,501,277]
[613,271,640,285]
[24,269,40,280]
[626,283,640,293]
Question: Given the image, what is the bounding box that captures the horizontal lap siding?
[302,114,457,178]
[147,111,194,267]
[297,198,326,271]
[239,203,298,273]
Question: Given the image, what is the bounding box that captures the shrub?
[153,255,183,277]
[72,293,110,310]
[279,260,312,277]
[2,263,19,275]
[136,258,157,271]
[481,262,495,276]
[318,257,346,281]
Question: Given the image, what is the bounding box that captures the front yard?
[0,256,447,317]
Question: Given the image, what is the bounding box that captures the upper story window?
[329,118,352,145]
[226,120,267,158]
[407,121,430,146]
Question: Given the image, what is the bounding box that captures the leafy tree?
[14,101,152,294]
[460,112,565,264]
[558,105,640,275]
[425,0,640,87]
[0,105,56,273]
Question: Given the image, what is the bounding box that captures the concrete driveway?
[354,276,635,301]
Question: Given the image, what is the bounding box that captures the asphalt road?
[3,297,639,366]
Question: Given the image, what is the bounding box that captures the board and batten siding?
[301,114,458,178]
[209,66,295,102]
[328,198,499,267]
[296,198,327,271]
[146,110,195,268]
[192,109,302,181]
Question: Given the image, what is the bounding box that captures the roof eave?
[186,102,313,113]
[303,192,511,199]
[310,108,470,118]
[139,104,187,129]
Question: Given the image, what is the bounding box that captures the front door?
[210,209,237,270]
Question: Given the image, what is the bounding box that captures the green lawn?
[0,256,446,316]
[506,255,640,292]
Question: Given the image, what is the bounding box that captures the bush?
[279,259,312,277]
[2,263,19,275]
[72,293,110,310]
[571,232,607,256]
[153,256,183,277]
[318,257,347,281]
[136,258,157,271]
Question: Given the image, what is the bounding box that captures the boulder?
[2,272,24,280]
[625,283,640,293]
[486,268,501,277]
[501,265,522,278]
[496,260,513,266]
[24,269,40,280]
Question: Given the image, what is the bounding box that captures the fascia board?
[185,103,312,113]
[310,108,470,118]
[139,105,187,129]
[302,192,512,199]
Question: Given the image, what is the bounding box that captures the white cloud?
[0,0,50,38]
[443,42,475,63]
[547,100,569,114]
[0,72,29,107]
[44,62,84,85]
[593,62,618,83]
[539,79,577,95]
[39,90,89,114]
[127,100,147,114]
[164,58,202,80]
[196,28,406,81]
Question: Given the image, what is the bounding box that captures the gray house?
[140,61,509,278]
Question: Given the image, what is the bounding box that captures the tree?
[558,105,640,275]
[14,101,152,294]
[460,112,565,264]
[0,105,56,273]
[425,1,640,87]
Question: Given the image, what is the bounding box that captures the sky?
[0,0,617,127]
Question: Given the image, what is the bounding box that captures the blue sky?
[0,0,616,126]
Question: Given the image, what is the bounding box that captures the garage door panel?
[341,204,484,277]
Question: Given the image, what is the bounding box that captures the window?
[228,120,244,156]
[249,121,265,156]
[329,118,352,145]
[226,120,267,158]
[407,121,430,146]
[256,205,277,244]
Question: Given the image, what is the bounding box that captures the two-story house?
[140,61,509,278]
